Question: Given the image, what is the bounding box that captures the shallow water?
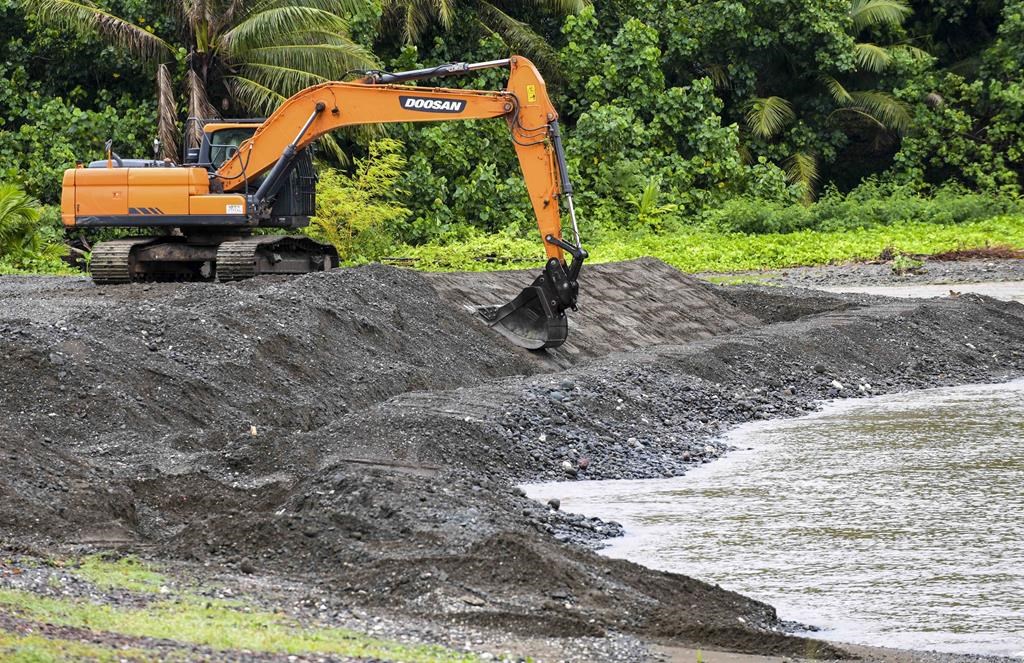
[823,281,1024,303]
[527,380,1024,657]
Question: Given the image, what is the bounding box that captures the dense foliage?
[0,182,69,273]
[1,0,1023,271]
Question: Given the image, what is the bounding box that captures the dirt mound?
[426,257,759,365]
[2,260,1024,658]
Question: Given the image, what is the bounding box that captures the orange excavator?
[59,56,587,349]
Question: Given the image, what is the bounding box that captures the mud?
[2,258,1024,660]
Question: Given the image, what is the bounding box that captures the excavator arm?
[217,56,587,349]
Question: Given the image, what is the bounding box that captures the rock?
[813,364,827,374]
[548,391,566,403]
[460,594,485,607]
[577,457,590,471]
[830,379,844,390]
[550,588,570,600]
[239,559,256,574]
[547,498,561,511]
[560,378,575,391]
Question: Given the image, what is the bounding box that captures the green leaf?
[744,97,795,139]
[849,0,911,33]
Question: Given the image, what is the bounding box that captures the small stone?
[548,390,566,403]
[249,425,258,437]
[547,498,561,511]
[460,594,485,607]
[830,380,844,390]
[239,559,256,574]
[577,457,590,470]
[813,364,827,374]
[560,378,575,391]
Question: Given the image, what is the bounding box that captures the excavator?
[59,56,587,350]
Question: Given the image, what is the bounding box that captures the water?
[822,281,1024,304]
[527,380,1024,656]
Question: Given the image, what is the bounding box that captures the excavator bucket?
[478,258,580,350]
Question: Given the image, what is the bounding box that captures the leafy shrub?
[0,63,156,203]
[0,184,70,274]
[703,181,1024,235]
[305,139,410,263]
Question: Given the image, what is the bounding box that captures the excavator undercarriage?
[61,56,586,349]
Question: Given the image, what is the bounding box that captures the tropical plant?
[305,138,410,261]
[739,0,925,198]
[22,0,377,159]
[380,0,587,71]
[0,183,68,272]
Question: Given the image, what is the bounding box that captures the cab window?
[208,128,256,168]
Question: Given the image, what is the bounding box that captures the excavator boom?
[60,56,586,350]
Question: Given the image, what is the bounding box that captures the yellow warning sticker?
[527,85,537,103]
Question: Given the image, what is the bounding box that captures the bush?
[0,184,71,274]
[0,63,156,203]
[703,181,1024,235]
[304,139,410,263]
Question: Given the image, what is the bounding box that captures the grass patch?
[0,631,156,662]
[73,555,167,594]
[394,216,1024,273]
[0,588,476,662]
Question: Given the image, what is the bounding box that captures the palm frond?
[225,74,287,116]
[237,63,327,97]
[704,64,730,89]
[523,0,588,13]
[23,0,172,62]
[783,151,819,202]
[853,42,892,72]
[888,43,932,62]
[251,0,367,17]
[222,6,351,51]
[476,1,559,73]
[849,90,911,133]
[744,96,795,139]
[232,40,375,77]
[849,0,911,33]
[380,0,449,42]
[186,68,218,147]
[821,75,854,105]
[157,64,180,161]
[432,0,457,29]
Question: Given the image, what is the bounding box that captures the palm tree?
[24,0,376,160]
[741,0,928,199]
[381,0,587,72]
[0,183,64,268]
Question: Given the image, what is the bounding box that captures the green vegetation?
[1,0,1023,273]
[0,631,155,662]
[74,555,168,593]
[0,555,477,662]
[0,183,71,275]
[399,216,1024,273]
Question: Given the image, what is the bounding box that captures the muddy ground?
[2,257,1023,661]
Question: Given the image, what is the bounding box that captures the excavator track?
[216,236,338,282]
[89,238,159,285]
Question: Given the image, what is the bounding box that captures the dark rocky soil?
[2,258,1023,660]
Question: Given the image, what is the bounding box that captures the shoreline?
[2,258,1023,661]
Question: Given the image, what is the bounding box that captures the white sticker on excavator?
[226,204,243,214]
